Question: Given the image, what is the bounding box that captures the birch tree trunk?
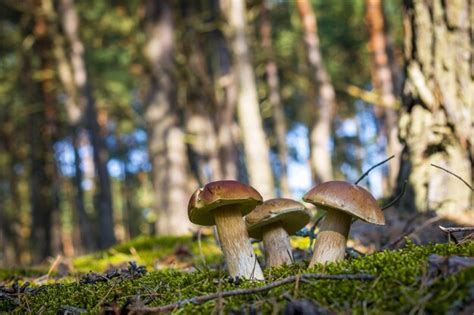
[223,0,275,199]
[365,0,402,194]
[260,0,291,197]
[59,0,116,248]
[296,0,335,183]
[398,0,472,216]
[144,0,193,235]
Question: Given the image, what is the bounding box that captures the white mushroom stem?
[261,221,293,267]
[214,205,264,280]
[309,210,352,267]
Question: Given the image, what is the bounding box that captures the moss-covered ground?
[0,236,473,314]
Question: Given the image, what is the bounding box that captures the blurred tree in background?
[0,0,471,265]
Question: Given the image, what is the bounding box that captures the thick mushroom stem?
[214,205,264,280]
[309,210,352,267]
[261,221,293,267]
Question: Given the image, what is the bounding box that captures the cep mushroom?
[188,180,265,280]
[246,198,310,268]
[303,181,385,267]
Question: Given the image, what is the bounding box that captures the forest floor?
[0,214,473,314]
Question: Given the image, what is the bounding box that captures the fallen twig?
[430,164,473,191]
[439,226,474,244]
[129,273,374,314]
[439,226,474,233]
[384,216,441,249]
[355,155,395,185]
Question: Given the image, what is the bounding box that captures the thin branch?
[130,273,374,314]
[350,180,407,224]
[381,180,407,210]
[355,155,395,185]
[383,216,440,249]
[430,164,473,191]
[439,226,474,233]
[344,85,401,109]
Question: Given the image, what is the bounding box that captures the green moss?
[72,234,222,272]
[0,268,45,281]
[1,239,472,314]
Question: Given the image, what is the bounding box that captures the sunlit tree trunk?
[49,0,95,252]
[223,0,275,198]
[260,0,290,197]
[296,0,335,183]
[144,0,193,235]
[59,0,116,248]
[365,0,402,194]
[398,0,472,216]
[71,130,96,251]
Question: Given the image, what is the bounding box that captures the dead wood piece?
[439,226,474,233]
[129,273,374,314]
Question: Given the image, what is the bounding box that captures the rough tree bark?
[365,0,402,194]
[296,0,335,183]
[260,0,291,197]
[398,0,472,216]
[223,0,275,199]
[59,0,116,248]
[144,0,193,235]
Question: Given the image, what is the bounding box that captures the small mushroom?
[188,180,265,280]
[246,198,310,268]
[303,181,385,267]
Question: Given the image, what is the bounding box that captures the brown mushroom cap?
[246,198,311,239]
[188,180,263,226]
[303,181,385,225]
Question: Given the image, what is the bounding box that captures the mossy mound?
[1,239,472,314]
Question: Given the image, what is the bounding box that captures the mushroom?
[303,181,385,267]
[188,180,265,280]
[246,198,310,268]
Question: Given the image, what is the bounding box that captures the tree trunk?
[59,0,116,248]
[260,0,291,197]
[50,1,96,252]
[223,0,275,199]
[296,0,335,184]
[210,28,239,180]
[71,130,96,251]
[398,0,472,216]
[144,0,193,235]
[181,4,223,184]
[365,0,402,194]
[27,5,60,262]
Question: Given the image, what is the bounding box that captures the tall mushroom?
[246,198,310,267]
[303,181,385,266]
[188,180,265,280]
